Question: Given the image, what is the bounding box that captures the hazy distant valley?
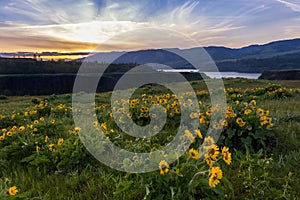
[1,38,300,95]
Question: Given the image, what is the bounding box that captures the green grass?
[0,78,299,199]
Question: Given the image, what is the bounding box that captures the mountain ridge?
[78,38,300,72]
[1,38,300,73]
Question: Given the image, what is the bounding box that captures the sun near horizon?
[1,0,300,59]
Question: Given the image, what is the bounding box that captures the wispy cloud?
[0,32,99,52]
[275,0,300,12]
[146,1,247,47]
[0,0,300,52]
[2,0,97,24]
[0,0,151,51]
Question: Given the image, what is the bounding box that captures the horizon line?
[1,37,299,58]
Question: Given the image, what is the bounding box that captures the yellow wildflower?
[8,186,18,196]
[230,112,237,118]
[101,122,107,132]
[19,126,25,131]
[93,121,98,127]
[256,108,264,116]
[49,144,55,151]
[204,154,213,166]
[220,120,228,127]
[184,130,195,143]
[208,144,220,161]
[236,118,246,127]
[264,110,270,116]
[244,109,252,115]
[212,122,222,130]
[189,148,199,159]
[0,135,5,141]
[189,112,198,119]
[250,99,256,106]
[74,127,81,134]
[209,166,223,188]
[58,138,64,146]
[195,129,203,139]
[69,130,74,135]
[222,146,232,165]
[199,117,206,124]
[203,136,215,151]
[159,160,169,175]
[206,109,212,117]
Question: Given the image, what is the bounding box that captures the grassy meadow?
[0,78,299,199]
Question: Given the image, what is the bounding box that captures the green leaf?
[7,192,29,200]
[189,177,209,190]
[241,137,252,146]
[224,137,232,147]
[20,154,36,163]
[221,177,234,194]
[113,181,133,195]
[211,185,225,197]
[175,168,184,177]
[253,130,265,139]
[30,155,51,166]
[227,129,235,139]
[237,130,243,136]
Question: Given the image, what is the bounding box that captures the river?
[157,69,261,79]
[203,72,261,79]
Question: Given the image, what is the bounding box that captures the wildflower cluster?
[198,99,275,153]
[0,96,90,173]
[0,178,23,198]
[0,83,292,199]
[226,84,295,101]
[159,133,232,189]
[202,137,232,188]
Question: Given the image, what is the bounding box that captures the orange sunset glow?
[1,0,300,56]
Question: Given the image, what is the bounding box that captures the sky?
[1,0,300,53]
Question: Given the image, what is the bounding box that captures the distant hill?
[79,38,300,73]
[0,58,207,95]
[0,58,80,74]
[206,38,300,60]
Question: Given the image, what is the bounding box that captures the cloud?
[20,21,150,43]
[1,0,155,50]
[275,0,300,12]
[169,1,200,23]
[145,1,252,47]
[0,0,300,52]
[0,30,99,52]
[1,0,100,27]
